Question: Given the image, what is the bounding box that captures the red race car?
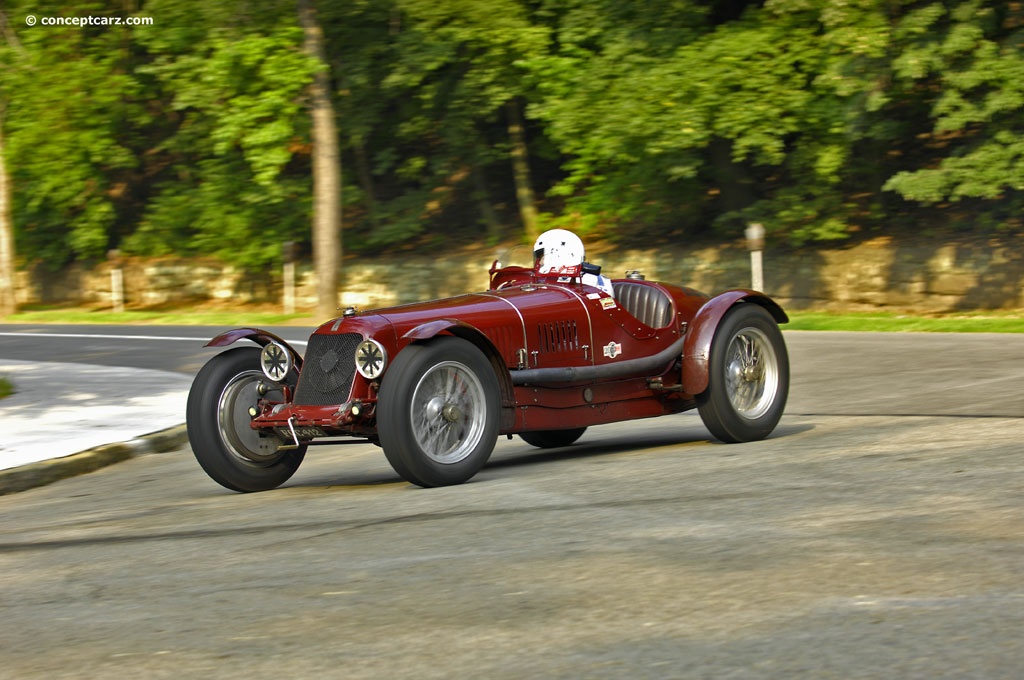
[187,230,789,492]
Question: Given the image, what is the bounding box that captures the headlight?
[355,338,387,379]
[260,341,292,382]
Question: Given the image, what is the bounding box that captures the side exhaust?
[510,336,686,385]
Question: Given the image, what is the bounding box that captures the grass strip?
[786,311,1024,333]
[4,306,1024,333]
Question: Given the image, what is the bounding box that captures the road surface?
[0,328,1021,678]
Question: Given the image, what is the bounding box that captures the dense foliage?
[1,0,1021,272]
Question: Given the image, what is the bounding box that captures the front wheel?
[377,337,500,487]
[697,304,789,443]
[186,347,306,492]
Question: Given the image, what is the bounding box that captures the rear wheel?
[186,347,306,492]
[519,427,587,449]
[697,304,789,443]
[378,337,500,487]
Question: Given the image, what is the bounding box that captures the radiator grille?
[293,333,362,406]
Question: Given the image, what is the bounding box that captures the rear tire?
[186,347,306,492]
[697,304,789,443]
[519,427,587,449]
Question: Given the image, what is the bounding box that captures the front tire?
[377,337,500,487]
[186,347,306,492]
[697,304,789,443]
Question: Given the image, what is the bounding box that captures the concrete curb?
[0,424,189,496]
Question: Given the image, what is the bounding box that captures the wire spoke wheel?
[378,337,500,487]
[698,305,789,443]
[410,361,487,464]
[723,327,780,420]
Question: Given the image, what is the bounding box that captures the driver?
[533,228,614,296]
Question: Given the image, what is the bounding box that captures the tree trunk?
[708,137,755,219]
[470,155,501,243]
[506,99,539,243]
[0,118,16,317]
[353,141,380,231]
[298,0,342,320]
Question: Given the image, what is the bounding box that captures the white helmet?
[533,229,584,276]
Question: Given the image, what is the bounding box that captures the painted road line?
[0,332,308,345]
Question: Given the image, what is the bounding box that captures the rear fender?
[205,327,304,369]
[681,291,787,395]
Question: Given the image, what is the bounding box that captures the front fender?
[401,318,475,341]
[681,291,787,395]
[402,318,516,431]
[205,327,304,369]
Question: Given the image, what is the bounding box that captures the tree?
[346,0,551,245]
[530,0,874,243]
[2,0,1021,295]
[130,1,318,271]
[0,11,17,316]
[0,115,14,316]
[881,1,1024,228]
[506,98,540,241]
[1,2,142,270]
[298,0,342,319]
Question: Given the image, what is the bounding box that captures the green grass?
[0,376,13,401]
[3,306,316,327]
[3,305,1024,333]
[786,311,1024,333]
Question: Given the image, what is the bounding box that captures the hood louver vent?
[538,320,579,354]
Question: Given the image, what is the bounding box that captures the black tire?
[697,304,789,443]
[186,347,306,492]
[519,427,587,449]
[377,337,500,487]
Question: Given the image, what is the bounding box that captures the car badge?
[600,298,617,310]
[603,341,622,359]
[319,348,340,373]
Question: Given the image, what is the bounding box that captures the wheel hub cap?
[442,403,462,422]
[217,371,286,464]
[725,328,779,419]
[411,361,486,465]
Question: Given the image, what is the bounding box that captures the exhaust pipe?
[510,336,686,385]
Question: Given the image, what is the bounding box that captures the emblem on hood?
[603,341,622,359]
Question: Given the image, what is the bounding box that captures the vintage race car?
[186,251,789,492]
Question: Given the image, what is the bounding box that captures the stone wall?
[12,236,1023,313]
[587,236,1024,312]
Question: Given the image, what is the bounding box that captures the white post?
[283,260,296,314]
[282,241,297,314]
[108,250,125,313]
[111,268,124,313]
[745,223,765,292]
[750,249,763,292]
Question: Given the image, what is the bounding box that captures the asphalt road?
[0,324,314,376]
[0,328,1022,678]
